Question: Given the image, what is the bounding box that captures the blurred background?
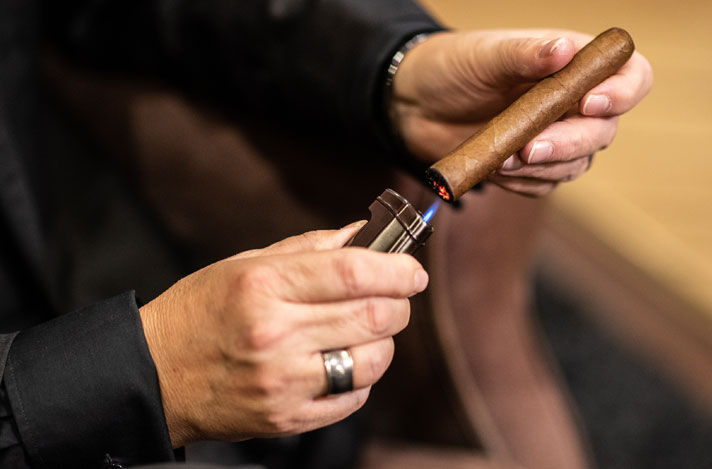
[42,1,711,467]
[419,0,712,467]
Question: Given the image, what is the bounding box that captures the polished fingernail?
[526,141,554,164]
[538,38,565,58]
[414,269,429,292]
[501,154,523,171]
[341,220,367,231]
[582,94,611,115]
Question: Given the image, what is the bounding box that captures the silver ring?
[322,349,354,395]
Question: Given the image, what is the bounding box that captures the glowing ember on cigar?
[426,168,454,202]
[428,179,452,201]
[434,183,451,201]
[422,200,440,223]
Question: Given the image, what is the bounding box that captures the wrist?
[139,299,197,448]
[376,32,442,176]
[384,33,433,98]
[383,33,433,141]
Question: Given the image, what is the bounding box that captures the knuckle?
[232,248,259,260]
[252,365,289,400]
[501,40,520,72]
[334,254,367,296]
[557,119,579,155]
[574,127,588,154]
[300,229,325,248]
[243,320,286,351]
[397,253,420,274]
[234,263,276,294]
[362,298,390,336]
[250,368,304,435]
[262,407,295,435]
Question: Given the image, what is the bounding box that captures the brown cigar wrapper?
[425,27,635,201]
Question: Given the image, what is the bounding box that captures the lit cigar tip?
[425,168,455,202]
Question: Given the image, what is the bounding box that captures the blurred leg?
[423,183,591,469]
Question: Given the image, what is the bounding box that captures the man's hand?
[139,222,428,448]
[391,29,653,196]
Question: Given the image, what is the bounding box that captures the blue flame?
[422,200,441,224]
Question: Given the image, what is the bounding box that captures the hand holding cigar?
[388,27,652,198]
[424,28,635,201]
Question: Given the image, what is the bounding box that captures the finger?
[290,387,371,436]
[581,51,653,117]
[298,297,411,350]
[232,221,367,260]
[273,249,428,302]
[498,154,592,182]
[254,385,371,438]
[487,174,558,197]
[481,35,576,86]
[344,338,395,391]
[262,221,368,255]
[517,115,618,164]
[305,337,395,397]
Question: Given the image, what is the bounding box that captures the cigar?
[425,27,635,202]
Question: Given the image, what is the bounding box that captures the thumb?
[232,220,368,259]
[481,36,575,85]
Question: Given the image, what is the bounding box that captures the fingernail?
[501,154,523,171]
[582,94,611,115]
[341,220,367,231]
[538,38,565,58]
[414,269,429,292]
[526,141,554,164]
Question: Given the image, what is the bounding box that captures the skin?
[391,29,654,196]
[139,222,428,447]
[138,28,652,448]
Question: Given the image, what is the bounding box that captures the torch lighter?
[346,189,434,254]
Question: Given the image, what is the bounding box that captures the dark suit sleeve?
[0,333,28,467]
[44,0,444,152]
[1,292,174,468]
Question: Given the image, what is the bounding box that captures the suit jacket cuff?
[4,291,174,468]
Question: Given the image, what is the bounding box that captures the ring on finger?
[322,349,354,395]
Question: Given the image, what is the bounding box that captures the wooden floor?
[421,0,712,325]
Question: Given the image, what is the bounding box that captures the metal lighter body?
[346,189,434,254]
